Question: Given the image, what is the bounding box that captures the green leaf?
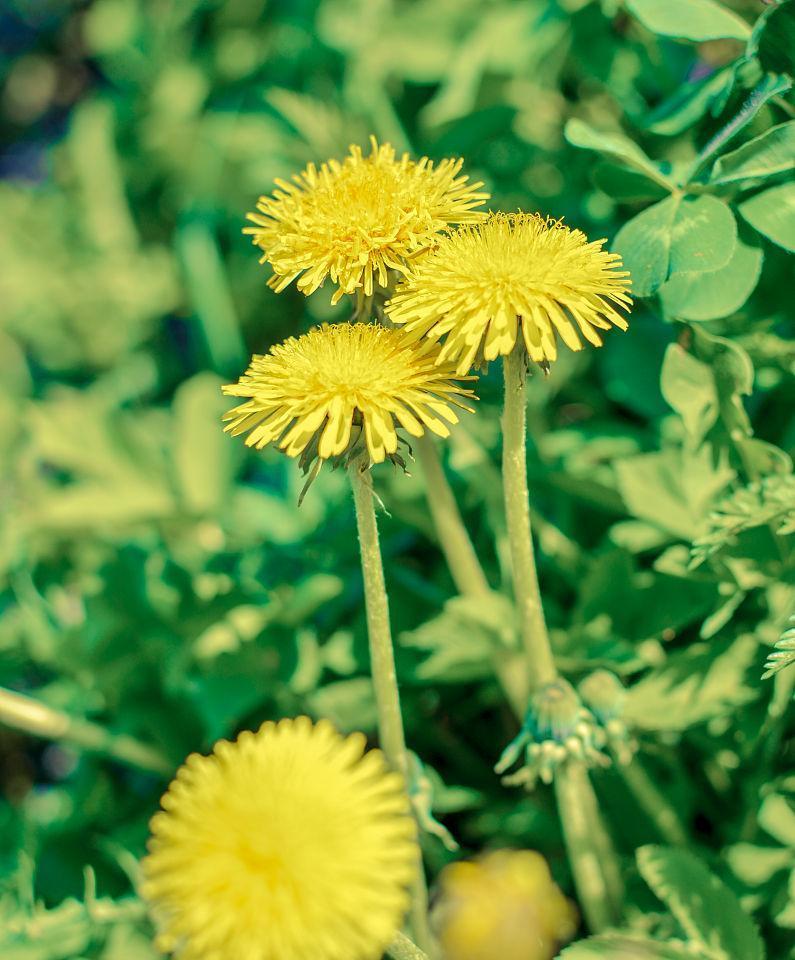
[564,118,672,187]
[668,195,737,275]
[614,196,736,297]
[727,842,795,885]
[400,593,516,682]
[643,66,737,137]
[659,236,763,320]
[753,0,795,76]
[759,793,795,848]
[613,197,678,297]
[660,344,718,442]
[559,935,695,959]
[593,163,670,202]
[739,182,795,252]
[637,846,765,960]
[625,0,751,42]
[624,635,759,731]
[711,121,795,184]
[615,445,734,540]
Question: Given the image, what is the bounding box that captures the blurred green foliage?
[1,0,793,957]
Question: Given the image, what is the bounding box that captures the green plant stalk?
[501,346,623,930]
[414,434,530,712]
[387,932,431,960]
[555,762,623,931]
[0,687,172,776]
[620,758,689,847]
[348,460,434,956]
[415,434,491,599]
[501,348,557,686]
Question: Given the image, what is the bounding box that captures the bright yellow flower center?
[141,717,418,960]
[387,212,632,373]
[244,137,489,304]
[222,323,475,465]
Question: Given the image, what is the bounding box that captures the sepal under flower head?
[387,211,632,374]
[578,669,637,765]
[433,849,578,960]
[141,716,418,960]
[244,137,489,304]
[495,678,608,788]
[222,323,476,478]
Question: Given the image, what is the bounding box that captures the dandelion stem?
[348,459,435,956]
[387,932,431,960]
[501,348,556,687]
[500,346,623,932]
[415,434,491,599]
[0,687,172,776]
[555,762,623,931]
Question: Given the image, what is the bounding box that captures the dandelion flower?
[222,323,475,466]
[141,717,418,960]
[244,137,489,304]
[387,212,632,373]
[434,849,578,960]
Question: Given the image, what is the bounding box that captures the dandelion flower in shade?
[433,850,578,960]
[141,717,418,960]
[222,323,475,466]
[386,212,632,374]
[244,137,489,304]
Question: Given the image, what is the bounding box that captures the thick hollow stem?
[0,687,172,776]
[348,460,435,956]
[415,434,491,599]
[501,349,557,687]
[555,763,623,932]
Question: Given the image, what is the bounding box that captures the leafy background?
[1,0,793,957]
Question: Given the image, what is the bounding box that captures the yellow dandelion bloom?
[141,717,418,960]
[244,137,489,304]
[222,323,475,465]
[434,849,578,960]
[386,212,632,374]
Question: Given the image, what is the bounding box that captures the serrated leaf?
[625,0,751,42]
[740,182,795,252]
[624,635,759,731]
[659,236,763,321]
[752,0,795,76]
[711,121,795,184]
[559,934,695,958]
[637,846,765,960]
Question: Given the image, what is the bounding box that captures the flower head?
[244,137,489,304]
[386,212,632,374]
[141,717,418,960]
[222,323,475,467]
[434,849,578,960]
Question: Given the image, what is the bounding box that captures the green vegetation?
[1,0,793,957]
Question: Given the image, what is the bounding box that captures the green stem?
[0,687,172,776]
[501,348,556,687]
[555,763,623,931]
[620,758,689,847]
[415,434,530,712]
[387,932,431,960]
[348,460,435,956]
[415,434,491,599]
[501,347,623,932]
